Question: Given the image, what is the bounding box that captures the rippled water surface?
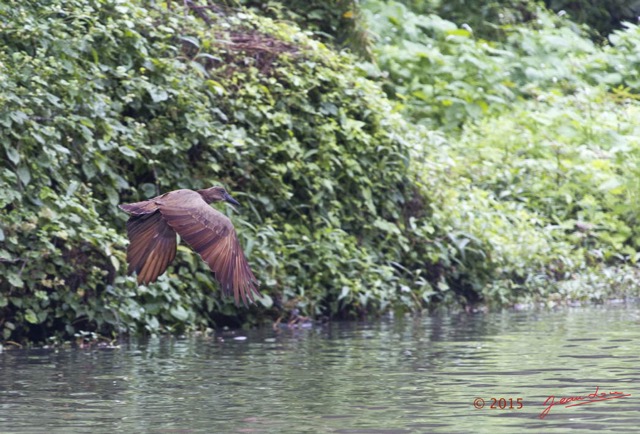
[1,304,639,433]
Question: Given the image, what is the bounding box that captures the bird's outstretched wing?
[158,197,260,305]
[119,200,177,285]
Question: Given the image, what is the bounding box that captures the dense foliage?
[361,0,640,301]
[545,0,640,38]
[0,0,422,343]
[390,0,640,41]
[239,0,372,55]
[2,0,640,344]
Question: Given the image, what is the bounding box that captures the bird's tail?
[118,199,159,216]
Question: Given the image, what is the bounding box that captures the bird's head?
[197,186,240,206]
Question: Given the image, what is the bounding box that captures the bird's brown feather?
[157,193,259,305]
[119,199,160,216]
[120,189,260,305]
[125,211,177,285]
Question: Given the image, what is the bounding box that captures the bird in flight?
[119,186,260,305]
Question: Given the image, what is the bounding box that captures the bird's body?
[119,187,260,305]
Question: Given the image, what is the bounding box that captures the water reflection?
[1,304,638,433]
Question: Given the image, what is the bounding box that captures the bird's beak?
[224,192,240,206]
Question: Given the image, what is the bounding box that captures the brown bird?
[119,186,260,305]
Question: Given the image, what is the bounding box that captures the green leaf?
[119,146,137,158]
[7,274,23,288]
[257,293,273,308]
[339,286,350,300]
[25,309,38,324]
[17,166,31,186]
[179,36,200,49]
[147,87,169,103]
[82,162,97,178]
[170,305,189,321]
[445,29,471,38]
[10,111,28,125]
[196,53,222,62]
[6,147,20,165]
[66,180,80,197]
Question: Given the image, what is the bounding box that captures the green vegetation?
[1,0,640,344]
[391,1,640,41]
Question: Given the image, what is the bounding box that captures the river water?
[0,303,638,433]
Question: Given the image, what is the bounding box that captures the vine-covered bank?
[1,0,640,344]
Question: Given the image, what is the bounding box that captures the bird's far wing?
[125,211,177,284]
[158,200,260,305]
[119,199,160,216]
